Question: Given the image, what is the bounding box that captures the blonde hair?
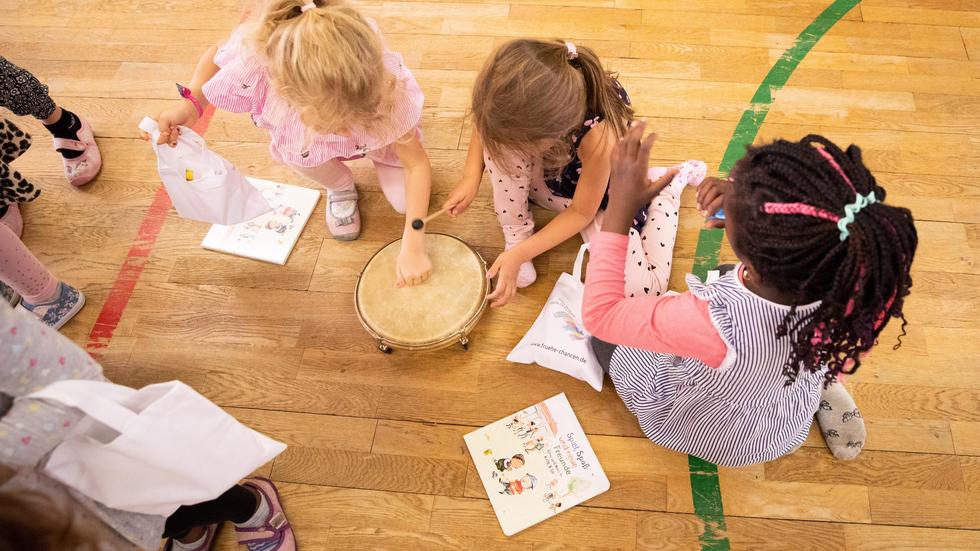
[472,39,633,167]
[249,0,395,134]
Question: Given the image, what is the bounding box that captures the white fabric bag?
[507,243,603,391]
[138,116,271,225]
[28,379,286,516]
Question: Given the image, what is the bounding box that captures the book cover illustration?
[464,393,610,536]
[200,177,320,265]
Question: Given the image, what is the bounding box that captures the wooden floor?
[4,0,980,549]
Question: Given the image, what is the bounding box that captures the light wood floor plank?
[4,0,979,547]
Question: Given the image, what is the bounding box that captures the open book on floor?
[200,177,320,265]
[464,393,609,536]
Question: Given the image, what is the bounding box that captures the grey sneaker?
[0,280,20,308]
[20,281,85,330]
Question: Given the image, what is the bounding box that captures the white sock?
[171,531,207,551]
[235,488,270,528]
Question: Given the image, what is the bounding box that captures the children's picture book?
[464,393,609,536]
[200,177,320,265]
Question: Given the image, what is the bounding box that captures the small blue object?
[837,192,877,241]
[711,209,725,220]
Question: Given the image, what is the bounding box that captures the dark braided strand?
[730,135,918,385]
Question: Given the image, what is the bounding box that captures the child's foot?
[19,281,85,330]
[515,261,536,288]
[503,238,536,288]
[0,281,20,308]
[650,160,707,193]
[326,189,360,241]
[164,523,221,551]
[234,477,297,551]
[48,112,102,187]
[816,381,866,460]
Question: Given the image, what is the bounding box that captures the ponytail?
[566,42,633,140]
[253,0,338,34]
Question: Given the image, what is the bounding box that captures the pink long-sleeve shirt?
[583,232,727,368]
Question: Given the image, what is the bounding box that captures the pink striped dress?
[202,22,424,168]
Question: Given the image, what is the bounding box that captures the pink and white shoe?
[52,116,101,187]
[326,188,361,241]
[235,478,297,551]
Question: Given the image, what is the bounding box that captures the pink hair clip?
[762,202,840,223]
[814,145,856,193]
[300,1,317,12]
[564,41,578,60]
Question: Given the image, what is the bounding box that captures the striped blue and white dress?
[607,268,826,467]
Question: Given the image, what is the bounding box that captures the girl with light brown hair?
[444,39,706,307]
[143,0,434,287]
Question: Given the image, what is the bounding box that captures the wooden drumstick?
[411,207,450,230]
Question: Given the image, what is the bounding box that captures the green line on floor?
[685,1,861,548]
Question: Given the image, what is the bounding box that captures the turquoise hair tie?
[837,192,877,241]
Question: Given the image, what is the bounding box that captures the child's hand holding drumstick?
[411,206,451,230]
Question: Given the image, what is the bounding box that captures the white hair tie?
[300,1,317,12]
[565,41,578,60]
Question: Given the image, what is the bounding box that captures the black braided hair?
[729,135,918,386]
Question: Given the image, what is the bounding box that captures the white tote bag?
[138,116,271,225]
[507,243,604,391]
[28,379,286,516]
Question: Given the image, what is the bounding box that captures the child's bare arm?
[140,43,222,146]
[184,43,222,113]
[393,130,434,287]
[505,126,611,264]
[442,128,486,217]
[485,128,611,307]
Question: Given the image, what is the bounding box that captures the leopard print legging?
[0,56,56,207]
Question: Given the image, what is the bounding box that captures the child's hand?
[139,102,199,147]
[486,250,520,308]
[442,181,479,218]
[609,120,677,209]
[696,177,731,228]
[603,120,677,234]
[396,247,432,288]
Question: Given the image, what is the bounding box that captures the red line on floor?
[83,3,255,357]
[84,108,215,356]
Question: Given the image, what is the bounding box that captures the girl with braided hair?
[583,121,917,466]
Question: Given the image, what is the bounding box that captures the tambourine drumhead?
[355,233,488,348]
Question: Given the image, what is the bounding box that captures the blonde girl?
[443,39,705,306]
[143,0,433,286]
